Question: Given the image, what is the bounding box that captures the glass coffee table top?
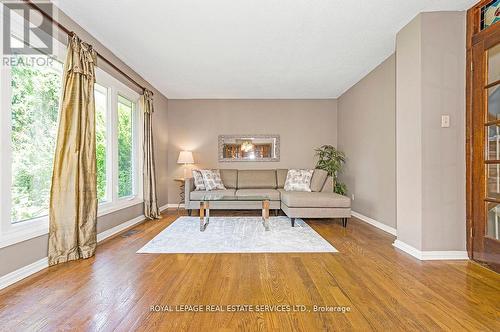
[201,194,270,201]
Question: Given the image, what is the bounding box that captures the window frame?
[0,10,144,248]
[0,6,67,248]
[95,68,144,217]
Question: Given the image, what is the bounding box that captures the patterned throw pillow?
[284,169,314,192]
[199,169,226,191]
[192,170,206,191]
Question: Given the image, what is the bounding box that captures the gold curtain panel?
[48,33,98,266]
[142,89,161,219]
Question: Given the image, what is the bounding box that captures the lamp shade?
[177,151,194,164]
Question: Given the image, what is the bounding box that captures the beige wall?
[420,12,466,251]
[396,12,466,251]
[0,4,169,278]
[338,54,396,228]
[396,15,424,249]
[167,99,337,204]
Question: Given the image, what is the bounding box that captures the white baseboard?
[1,214,147,291]
[0,257,48,291]
[159,204,169,212]
[393,240,469,261]
[351,211,397,236]
[166,203,185,209]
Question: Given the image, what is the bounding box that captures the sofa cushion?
[200,169,226,190]
[279,190,351,208]
[238,170,277,189]
[192,170,206,191]
[190,189,236,201]
[310,169,328,192]
[284,169,313,192]
[276,169,288,188]
[220,169,238,189]
[236,189,281,201]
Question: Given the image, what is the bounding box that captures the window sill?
[0,198,143,249]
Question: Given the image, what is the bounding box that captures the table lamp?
[177,150,194,179]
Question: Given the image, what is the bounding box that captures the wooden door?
[468,1,500,272]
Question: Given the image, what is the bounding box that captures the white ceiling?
[53,0,476,99]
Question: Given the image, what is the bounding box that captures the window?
[1,10,142,247]
[117,95,135,198]
[95,83,109,202]
[0,6,67,247]
[10,56,63,224]
[93,69,143,216]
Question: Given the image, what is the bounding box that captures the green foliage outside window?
[94,86,107,201]
[10,61,61,222]
[117,97,133,198]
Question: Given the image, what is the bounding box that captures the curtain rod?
[23,0,150,95]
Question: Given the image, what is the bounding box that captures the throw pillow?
[200,169,226,191]
[310,169,328,192]
[284,169,314,192]
[192,170,206,191]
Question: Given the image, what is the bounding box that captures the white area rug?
[137,216,337,254]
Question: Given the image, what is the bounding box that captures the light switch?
[441,115,450,128]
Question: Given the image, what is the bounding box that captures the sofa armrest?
[185,177,195,208]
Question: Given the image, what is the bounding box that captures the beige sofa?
[185,169,351,227]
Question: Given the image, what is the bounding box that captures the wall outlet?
[441,115,450,128]
[351,194,355,201]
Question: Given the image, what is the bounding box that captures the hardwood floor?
[0,210,499,331]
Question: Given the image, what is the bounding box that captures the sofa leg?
[291,218,295,227]
[275,209,279,216]
[187,209,192,216]
[342,218,348,228]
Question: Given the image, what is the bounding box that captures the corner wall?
[396,11,466,252]
[337,54,397,229]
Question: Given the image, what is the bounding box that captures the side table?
[174,178,185,211]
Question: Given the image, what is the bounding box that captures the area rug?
[137,216,337,254]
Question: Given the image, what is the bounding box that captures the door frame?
[466,0,500,271]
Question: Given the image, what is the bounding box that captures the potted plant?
[314,145,347,195]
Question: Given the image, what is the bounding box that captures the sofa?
[184,169,351,227]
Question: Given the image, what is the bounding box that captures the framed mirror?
[218,135,280,162]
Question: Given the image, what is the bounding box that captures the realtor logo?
[2,1,53,55]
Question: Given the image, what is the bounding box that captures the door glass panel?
[486,202,500,240]
[486,124,500,159]
[481,1,500,31]
[487,164,500,199]
[487,85,500,122]
[488,44,500,84]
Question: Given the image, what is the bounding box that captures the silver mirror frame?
[218,134,280,162]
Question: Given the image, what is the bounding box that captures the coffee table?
[199,195,270,231]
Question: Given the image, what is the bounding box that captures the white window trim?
[95,67,144,217]
[0,63,49,248]
[0,38,144,248]
[0,5,64,248]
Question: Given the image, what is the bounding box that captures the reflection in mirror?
[218,135,280,162]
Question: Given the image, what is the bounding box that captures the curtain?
[142,90,161,219]
[48,33,97,266]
